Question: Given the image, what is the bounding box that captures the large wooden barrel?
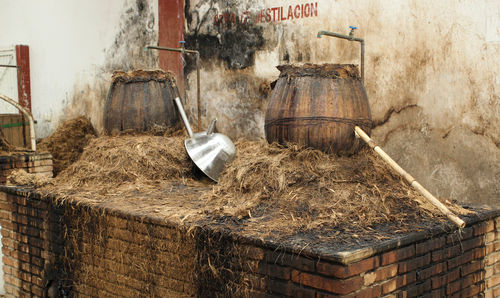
[265,64,372,155]
[104,70,180,135]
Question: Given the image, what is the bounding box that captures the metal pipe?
[0,93,36,151]
[146,45,202,131]
[173,97,194,138]
[0,65,19,68]
[317,29,365,83]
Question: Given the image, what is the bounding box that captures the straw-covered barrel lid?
[277,63,360,79]
[111,69,177,84]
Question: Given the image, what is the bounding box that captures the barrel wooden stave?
[265,64,372,155]
[103,70,180,135]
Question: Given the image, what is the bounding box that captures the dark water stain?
[104,0,157,71]
[184,0,266,72]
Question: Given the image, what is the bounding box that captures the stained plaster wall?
[183,0,499,206]
[0,0,159,138]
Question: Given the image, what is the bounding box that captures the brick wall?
[0,187,499,297]
[0,153,53,184]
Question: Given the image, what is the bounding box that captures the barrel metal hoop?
[264,116,372,128]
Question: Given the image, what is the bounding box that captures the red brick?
[402,279,431,297]
[494,261,500,274]
[31,256,43,267]
[3,256,20,269]
[28,237,44,249]
[431,267,460,289]
[32,285,43,297]
[463,283,485,297]
[264,278,317,297]
[474,222,490,236]
[13,214,28,225]
[4,274,22,287]
[488,251,500,266]
[448,249,476,269]
[381,272,416,295]
[0,218,17,230]
[0,210,12,220]
[19,271,31,283]
[266,251,315,272]
[381,245,415,266]
[417,262,446,280]
[486,266,494,279]
[2,246,15,258]
[17,251,30,263]
[257,262,291,280]
[462,236,485,251]
[0,201,16,212]
[487,274,500,288]
[15,196,27,206]
[317,256,379,279]
[487,243,496,254]
[461,260,483,277]
[487,220,496,232]
[292,270,363,295]
[18,225,40,237]
[363,264,398,286]
[2,237,16,249]
[447,227,473,244]
[3,283,20,296]
[431,288,446,298]
[398,253,431,273]
[344,284,382,298]
[486,232,496,244]
[432,244,460,262]
[415,236,446,255]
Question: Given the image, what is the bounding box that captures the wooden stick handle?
[354,126,465,228]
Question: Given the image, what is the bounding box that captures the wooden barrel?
[264,64,372,155]
[103,70,180,135]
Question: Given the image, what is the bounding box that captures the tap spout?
[316,30,365,83]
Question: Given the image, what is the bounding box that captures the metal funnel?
[174,97,236,182]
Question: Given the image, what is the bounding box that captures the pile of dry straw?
[9,118,471,240]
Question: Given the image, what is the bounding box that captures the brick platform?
[0,186,499,297]
[0,153,53,184]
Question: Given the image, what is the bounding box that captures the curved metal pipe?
[317,30,365,83]
[146,45,202,132]
[0,93,36,151]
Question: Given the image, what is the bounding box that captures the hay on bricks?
[202,140,472,241]
[3,115,470,242]
[38,116,97,175]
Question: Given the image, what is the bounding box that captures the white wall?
[184,0,499,206]
[0,0,159,138]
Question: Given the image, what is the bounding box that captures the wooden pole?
[354,126,465,228]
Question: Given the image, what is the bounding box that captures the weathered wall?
[182,0,499,206]
[0,0,159,138]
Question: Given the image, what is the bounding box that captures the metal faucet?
[349,26,357,37]
[317,27,365,84]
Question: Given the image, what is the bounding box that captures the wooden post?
[354,126,465,228]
